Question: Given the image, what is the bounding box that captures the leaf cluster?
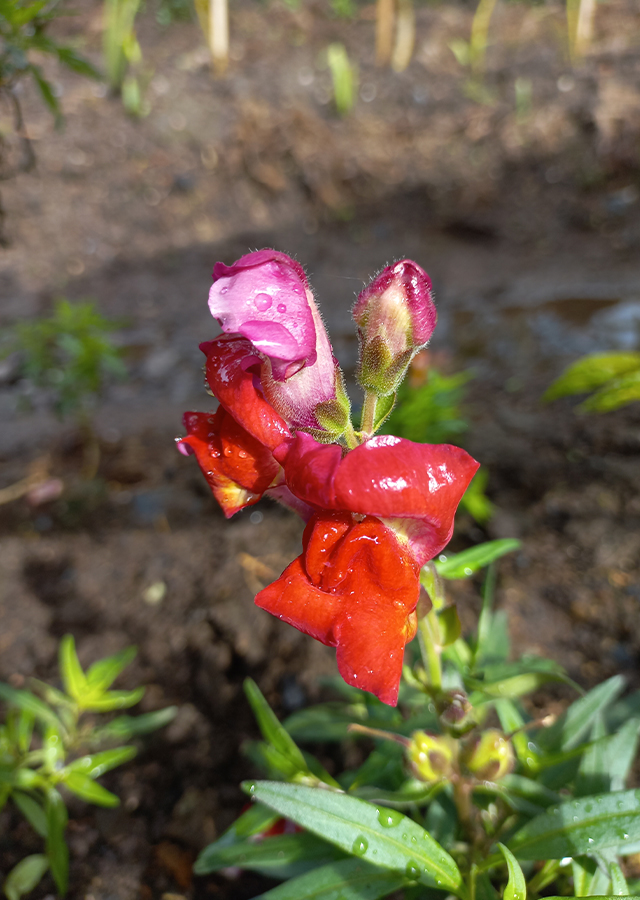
[0,634,176,899]
[195,543,640,900]
[9,298,127,420]
[0,0,99,126]
[544,353,640,413]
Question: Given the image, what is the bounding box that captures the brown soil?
[1,0,640,895]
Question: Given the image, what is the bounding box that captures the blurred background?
[0,0,639,894]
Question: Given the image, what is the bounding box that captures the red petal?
[203,336,292,451]
[280,432,479,564]
[181,408,280,517]
[256,513,420,705]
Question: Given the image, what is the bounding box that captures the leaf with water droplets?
[498,844,526,900]
[242,780,463,893]
[250,857,408,900]
[508,789,640,860]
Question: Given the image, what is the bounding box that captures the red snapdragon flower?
[255,433,478,705]
[178,249,479,705]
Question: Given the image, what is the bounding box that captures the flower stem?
[343,419,359,449]
[360,391,378,436]
[417,609,442,692]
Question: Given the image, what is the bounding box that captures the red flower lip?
[255,511,421,706]
[275,431,480,565]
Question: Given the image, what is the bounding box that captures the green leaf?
[59,634,88,701]
[582,370,640,413]
[508,789,640,860]
[206,802,280,852]
[15,710,35,754]
[497,844,526,900]
[609,860,629,896]
[252,857,408,900]
[0,683,65,734]
[94,706,177,740]
[60,771,119,807]
[495,700,539,772]
[45,788,69,895]
[244,679,308,772]
[437,606,461,648]
[606,718,640,792]
[434,540,521,580]
[67,746,136,778]
[576,713,609,796]
[85,646,137,693]
[538,676,625,752]
[543,897,640,899]
[29,62,62,122]
[78,687,144,712]
[373,393,396,431]
[572,855,598,897]
[3,854,50,900]
[467,658,573,699]
[243,781,463,892]
[194,831,346,879]
[12,791,48,838]
[544,353,640,401]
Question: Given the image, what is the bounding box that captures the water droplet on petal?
[254,292,272,311]
[220,286,228,294]
[277,303,287,313]
[238,449,248,459]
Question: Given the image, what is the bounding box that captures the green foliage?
[0,635,176,899]
[0,0,99,149]
[544,352,640,413]
[10,298,126,420]
[199,544,640,900]
[327,43,357,116]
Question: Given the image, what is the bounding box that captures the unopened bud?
[353,260,436,396]
[407,731,455,784]
[438,690,474,733]
[462,730,514,781]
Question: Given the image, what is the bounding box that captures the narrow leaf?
[244,679,308,772]
[194,831,345,879]
[253,857,408,900]
[85,646,137,692]
[243,780,462,892]
[59,634,88,701]
[609,860,629,896]
[572,856,597,897]
[13,791,48,838]
[3,854,50,900]
[78,687,144,711]
[582,370,640,413]
[508,789,640,860]
[544,353,640,401]
[67,746,136,778]
[204,803,279,853]
[0,684,64,733]
[537,676,625,752]
[94,706,177,740]
[434,540,521,580]
[60,771,120,807]
[498,843,526,900]
[45,788,69,895]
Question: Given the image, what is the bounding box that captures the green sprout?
[544,352,640,413]
[0,635,176,899]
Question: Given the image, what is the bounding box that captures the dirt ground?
[1,0,640,895]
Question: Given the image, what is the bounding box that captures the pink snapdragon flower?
[208,250,347,435]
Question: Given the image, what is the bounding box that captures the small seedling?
[0,635,176,899]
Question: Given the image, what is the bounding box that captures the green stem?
[417,609,442,692]
[343,419,359,449]
[360,391,378,436]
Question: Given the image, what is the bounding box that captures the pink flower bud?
[353,260,436,396]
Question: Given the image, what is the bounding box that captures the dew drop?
[411,835,417,844]
[352,836,368,856]
[623,833,629,840]
[584,803,593,813]
[247,783,256,794]
[588,837,594,844]
[277,303,287,313]
[208,447,221,458]
[238,449,248,459]
[377,809,402,828]
[223,445,233,457]
[405,860,420,880]
[220,286,229,294]
[254,292,272,311]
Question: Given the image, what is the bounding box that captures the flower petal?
[255,512,420,705]
[179,408,280,517]
[203,336,291,451]
[209,250,316,372]
[279,432,480,564]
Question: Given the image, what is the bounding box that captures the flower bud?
[462,730,514,781]
[353,260,436,396]
[437,689,475,733]
[407,731,455,784]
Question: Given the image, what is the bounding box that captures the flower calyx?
[407,730,456,784]
[353,260,436,397]
[461,729,514,781]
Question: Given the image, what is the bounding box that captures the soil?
[1,0,640,895]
